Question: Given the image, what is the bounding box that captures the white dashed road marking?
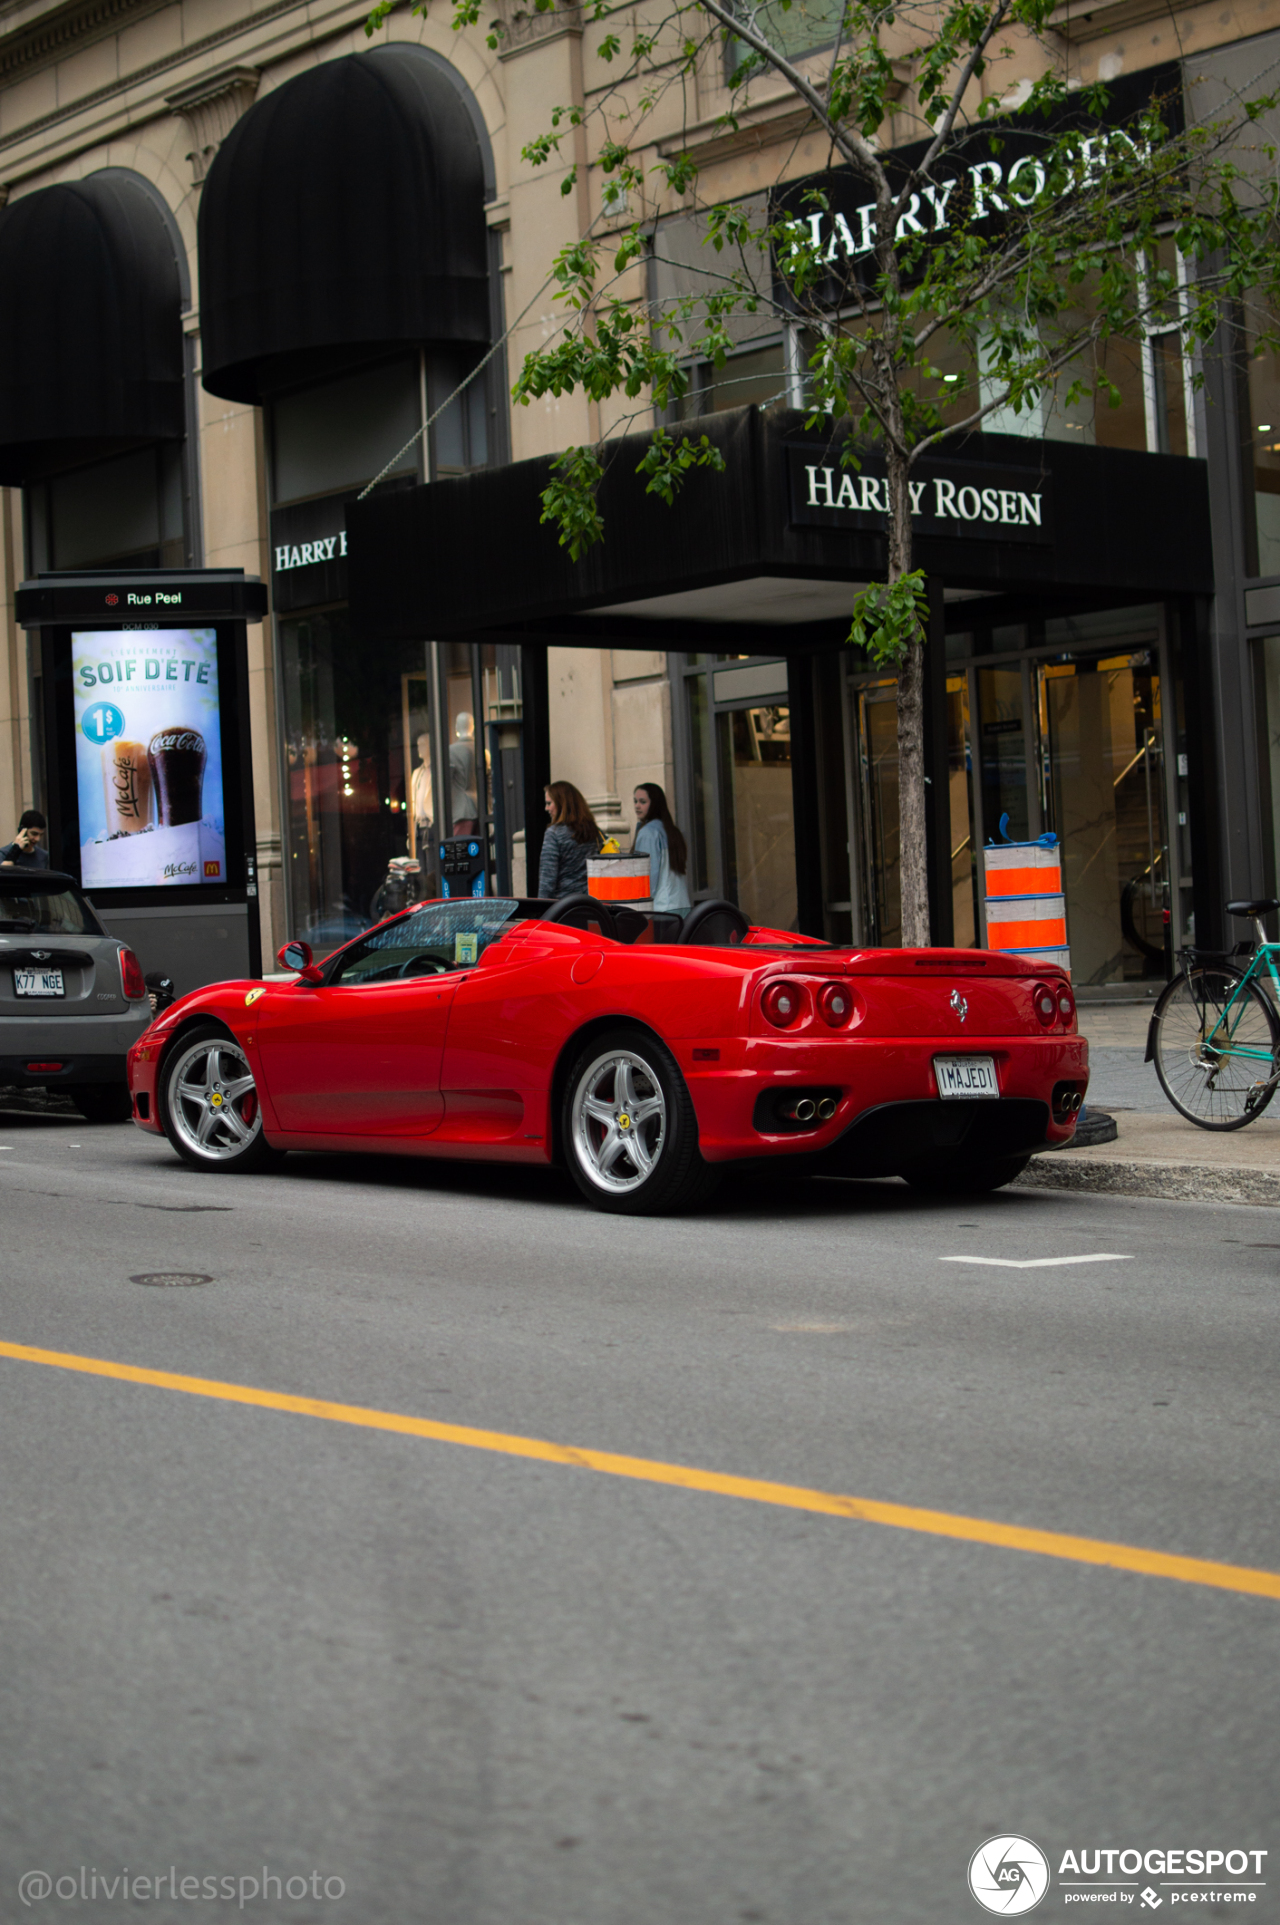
[941,1254,1134,1269]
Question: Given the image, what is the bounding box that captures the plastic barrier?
[982,817,1070,976]
[587,854,652,904]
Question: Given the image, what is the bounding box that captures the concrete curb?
[1017,1154,1280,1206]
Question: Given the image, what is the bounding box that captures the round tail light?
[1031,982,1057,1026]
[1057,986,1075,1023]
[762,981,804,1029]
[817,983,853,1027]
[119,947,147,1001]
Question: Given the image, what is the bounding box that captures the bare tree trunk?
[886,443,930,948]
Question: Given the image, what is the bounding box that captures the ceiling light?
[1261,423,1272,431]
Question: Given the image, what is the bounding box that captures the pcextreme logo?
[970,1837,1051,1914]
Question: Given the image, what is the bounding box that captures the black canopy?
[199,46,491,404]
[0,170,186,486]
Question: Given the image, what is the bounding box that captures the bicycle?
[1147,898,1280,1130]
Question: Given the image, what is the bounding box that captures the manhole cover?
[128,1272,213,1288]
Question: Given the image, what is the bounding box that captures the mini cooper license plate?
[14,968,64,997]
[935,1055,998,1099]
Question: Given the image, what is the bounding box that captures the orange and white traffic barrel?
[981,821,1070,975]
[587,855,653,905]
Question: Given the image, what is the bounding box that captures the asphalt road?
[1,1107,1278,1925]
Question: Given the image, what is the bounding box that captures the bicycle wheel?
[1152,964,1280,1129]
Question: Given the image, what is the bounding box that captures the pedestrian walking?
[538,782,602,899]
[632,783,692,913]
[0,809,49,868]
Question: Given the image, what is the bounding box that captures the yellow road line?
[3,1336,1278,1601]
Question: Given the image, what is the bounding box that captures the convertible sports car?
[127,893,1088,1213]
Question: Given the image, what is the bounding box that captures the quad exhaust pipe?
[816,1096,837,1120]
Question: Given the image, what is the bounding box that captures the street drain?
[128,1272,213,1288]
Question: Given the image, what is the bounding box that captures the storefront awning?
[347,405,1214,650]
[0,170,186,487]
[199,47,491,404]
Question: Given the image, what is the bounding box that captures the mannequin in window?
[450,711,478,834]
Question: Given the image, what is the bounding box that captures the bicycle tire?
[1151,963,1280,1130]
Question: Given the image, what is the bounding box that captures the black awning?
[199,46,491,405]
[347,406,1214,648]
[0,170,186,487]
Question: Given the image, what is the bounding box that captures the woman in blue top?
[632,783,692,914]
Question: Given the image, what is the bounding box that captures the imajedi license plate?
[935,1055,998,1099]
[14,968,64,998]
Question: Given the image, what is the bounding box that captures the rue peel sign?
[787,446,1051,545]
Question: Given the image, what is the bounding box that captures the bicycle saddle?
[1227,899,1279,918]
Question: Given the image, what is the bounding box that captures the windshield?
[328,898,521,986]
[0,877,103,935]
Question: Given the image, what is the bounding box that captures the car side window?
[326,899,523,988]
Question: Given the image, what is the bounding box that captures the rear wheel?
[1152,965,1279,1129]
[563,1026,719,1215]
[904,1154,1031,1195]
[70,1083,134,1124]
[159,1022,282,1172]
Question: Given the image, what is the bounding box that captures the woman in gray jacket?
[538,781,603,898]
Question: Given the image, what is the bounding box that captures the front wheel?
[562,1026,719,1215]
[1152,965,1279,1130]
[904,1155,1031,1195]
[159,1023,282,1172]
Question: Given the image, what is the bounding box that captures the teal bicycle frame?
[1187,913,1280,1093]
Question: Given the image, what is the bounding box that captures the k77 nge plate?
[14,968,64,998]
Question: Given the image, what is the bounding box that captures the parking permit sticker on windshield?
[454,932,478,965]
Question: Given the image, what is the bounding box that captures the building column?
[197,364,281,964]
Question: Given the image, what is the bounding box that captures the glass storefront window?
[687,671,715,893]
[1254,635,1280,902]
[977,665,1029,844]
[1244,307,1280,576]
[715,705,798,930]
[26,443,185,570]
[947,675,977,947]
[674,344,787,419]
[281,611,435,952]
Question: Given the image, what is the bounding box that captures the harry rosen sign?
[787,445,1052,543]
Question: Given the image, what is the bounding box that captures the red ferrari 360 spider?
[127,894,1088,1213]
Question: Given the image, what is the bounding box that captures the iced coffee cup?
[103,739,153,834]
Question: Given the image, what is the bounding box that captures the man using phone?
[0,809,49,868]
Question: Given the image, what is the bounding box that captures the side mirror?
[277,940,323,984]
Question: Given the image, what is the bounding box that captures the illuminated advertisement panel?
[72,627,227,891]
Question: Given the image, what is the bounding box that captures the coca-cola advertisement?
[72,627,227,890]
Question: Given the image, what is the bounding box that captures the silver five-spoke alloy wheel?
[570,1048,667,1195]
[167,1034,263,1161]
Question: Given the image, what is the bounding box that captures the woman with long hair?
[632,782,692,914]
[538,780,603,898]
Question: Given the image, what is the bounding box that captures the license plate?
[14,968,64,998]
[935,1055,998,1099]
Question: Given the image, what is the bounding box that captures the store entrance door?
[1036,650,1169,984]
[850,674,978,949]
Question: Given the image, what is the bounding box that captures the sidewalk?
[1019,1000,1280,1205]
